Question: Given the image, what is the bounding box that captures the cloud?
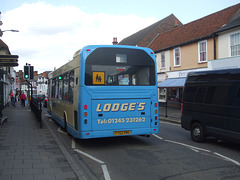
[2,2,157,72]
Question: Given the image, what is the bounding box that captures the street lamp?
[0,29,19,37]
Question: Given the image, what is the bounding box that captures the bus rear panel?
[49,45,159,139]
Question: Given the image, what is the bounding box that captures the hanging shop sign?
[0,55,18,66]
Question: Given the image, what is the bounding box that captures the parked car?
[181,68,240,143]
[32,94,45,100]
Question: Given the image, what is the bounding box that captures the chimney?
[112,37,118,45]
[174,19,179,26]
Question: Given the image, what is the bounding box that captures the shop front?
[158,78,186,108]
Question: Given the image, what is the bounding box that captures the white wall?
[218,29,240,58]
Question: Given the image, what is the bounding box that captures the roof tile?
[119,14,182,46]
[149,3,240,52]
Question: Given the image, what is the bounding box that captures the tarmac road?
[43,108,240,180]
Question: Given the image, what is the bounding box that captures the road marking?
[214,152,240,166]
[74,149,105,164]
[153,135,240,167]
[164,139,211,153]
[152,134,163,140]
[72,138,112,180]
[102,164,111,180]
[190,148,199,153]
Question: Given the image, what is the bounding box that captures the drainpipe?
[213,34,218,60]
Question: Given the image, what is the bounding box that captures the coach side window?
[55,78,59,99]
[69,70,74,103]
[63,73,69,101]
[51,79,55,98]
[58,77,63,100]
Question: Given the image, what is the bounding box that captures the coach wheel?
[191,122,205,143]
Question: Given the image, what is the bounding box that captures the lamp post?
[0,11,19,37]
[0,29,19,37]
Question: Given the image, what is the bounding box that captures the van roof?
[188,68,240,76]
[187,68,240,82]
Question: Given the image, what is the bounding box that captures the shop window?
[159,88,166,102]
[167,87,182,102]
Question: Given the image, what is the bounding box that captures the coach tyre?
[191,122,205,143]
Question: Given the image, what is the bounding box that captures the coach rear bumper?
[76,128,159,139]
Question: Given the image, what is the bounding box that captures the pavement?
[0,101,181,180]
[159,106,181,124]
[0,102,89,180]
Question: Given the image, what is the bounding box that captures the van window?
[195,87,206,103]
[229,72,240,80]
[237,88,240,98]
[183,86,197,102]
[204,87,215,104]
[212,86,228,105]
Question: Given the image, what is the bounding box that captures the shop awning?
[158,78,186,88]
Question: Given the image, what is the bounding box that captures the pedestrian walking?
[20,92,27,107]
[9,89,16,107]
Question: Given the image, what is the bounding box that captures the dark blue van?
[181,68,240,142]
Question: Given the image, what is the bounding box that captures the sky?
[1,0,239,73]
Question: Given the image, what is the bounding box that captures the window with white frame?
[174,47,180,66]
[161,52,165,68]
[198,40,207,62]
[230,32,240,56]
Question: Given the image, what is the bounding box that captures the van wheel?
[191,122,205,143]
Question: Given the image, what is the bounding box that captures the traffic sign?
[0,55,18,66]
